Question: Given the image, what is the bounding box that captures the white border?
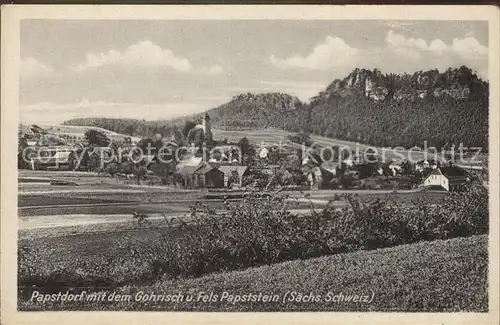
[1,5,499,325]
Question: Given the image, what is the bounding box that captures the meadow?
[19,235,488,312]
[18,184,488,311]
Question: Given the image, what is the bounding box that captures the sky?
[20,20,488,125]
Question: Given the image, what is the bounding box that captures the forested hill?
[63,92,304,137]
[203,92,303,130]
[62,117,185,140]
[63,66,488,150]
[207,66,488,149]
[301,66,489,149]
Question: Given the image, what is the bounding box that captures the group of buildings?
[18,124,141,147]
[175,161,249,189]
[171,112,251,189]
[173,112,480,192]
[297,149,478,191]
[423,166,475,192]
[19,112,483,192]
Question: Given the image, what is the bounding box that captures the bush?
[18,184,488,294]
[287,133,314,147]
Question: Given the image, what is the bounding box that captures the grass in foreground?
[18,186,488,300]
[19,234,488,312]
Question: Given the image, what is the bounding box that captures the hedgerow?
[18,184,488,296]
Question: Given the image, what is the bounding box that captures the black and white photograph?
[1,5,499,325]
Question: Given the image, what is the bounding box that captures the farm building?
[258,147,269,159]
[415,159,440,172]
[18,124,48,146]
[41,125,140,145]
[176,155,203,170]
[423,166,471,191]
[174,163,225,189]
[217,165,249,188]
[307,162,339,190]
[194,163,225,188]
[174,165,200,188]
[388,160,403,176]
[164,140,179,148]
[359,176,400,190]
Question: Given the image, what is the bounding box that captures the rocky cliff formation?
[314,66,486,103]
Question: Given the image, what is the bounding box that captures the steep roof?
[321,161,339,173]
[165,140,179,147]
[20,124,46,135]
[429,168,444,176]
[194,162,217,175]
[429,166,470,178]
[361,175,399,181]
[440,166,470,178]
[177,156,202,168]
[19,124,31,135]
[218,165,248,177]
[175,165,200,177]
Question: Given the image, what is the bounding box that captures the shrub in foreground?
[18,184,488,293]
[20,235,488,311]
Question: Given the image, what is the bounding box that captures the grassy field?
[213,128,367,149]
[19,224,180,263]
[19,234,488,312]
[213,128,293,145]
[213,128,487,165]
[18,171,450,220]
[204,188,449,203]
[18,178,204,217]
[17,171,488,312]
[19,189,203,207]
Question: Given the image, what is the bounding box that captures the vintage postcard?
[1,4,499,325]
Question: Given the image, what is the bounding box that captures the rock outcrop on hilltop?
[202,66,488,149]
[63,66,489,150]
[315,66,485,103]
[302,66,488,149]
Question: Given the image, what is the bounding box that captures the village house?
[307,161,339,190]
[174,165,200,188]
[423,166,472,191]
[217,164,249,188]
[258,147,269,160]
[342,157,355,168]
[176,155,203,169]
[321,161,340,176]
[175,156,250,189]
[388,160,403,176]
[209,145,241,163]
[360,175,400,190]
[415,159,439,173]
[174,162,225,189]
[193,163,225,188]
[19,124,47,146]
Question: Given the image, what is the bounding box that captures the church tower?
[202,111,212,144]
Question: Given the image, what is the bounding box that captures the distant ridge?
[63,66,488,150]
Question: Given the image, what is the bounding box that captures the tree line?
[63,66,489,152]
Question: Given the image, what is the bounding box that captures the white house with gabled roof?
[424,168,449,191]
[423,166,472,191]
